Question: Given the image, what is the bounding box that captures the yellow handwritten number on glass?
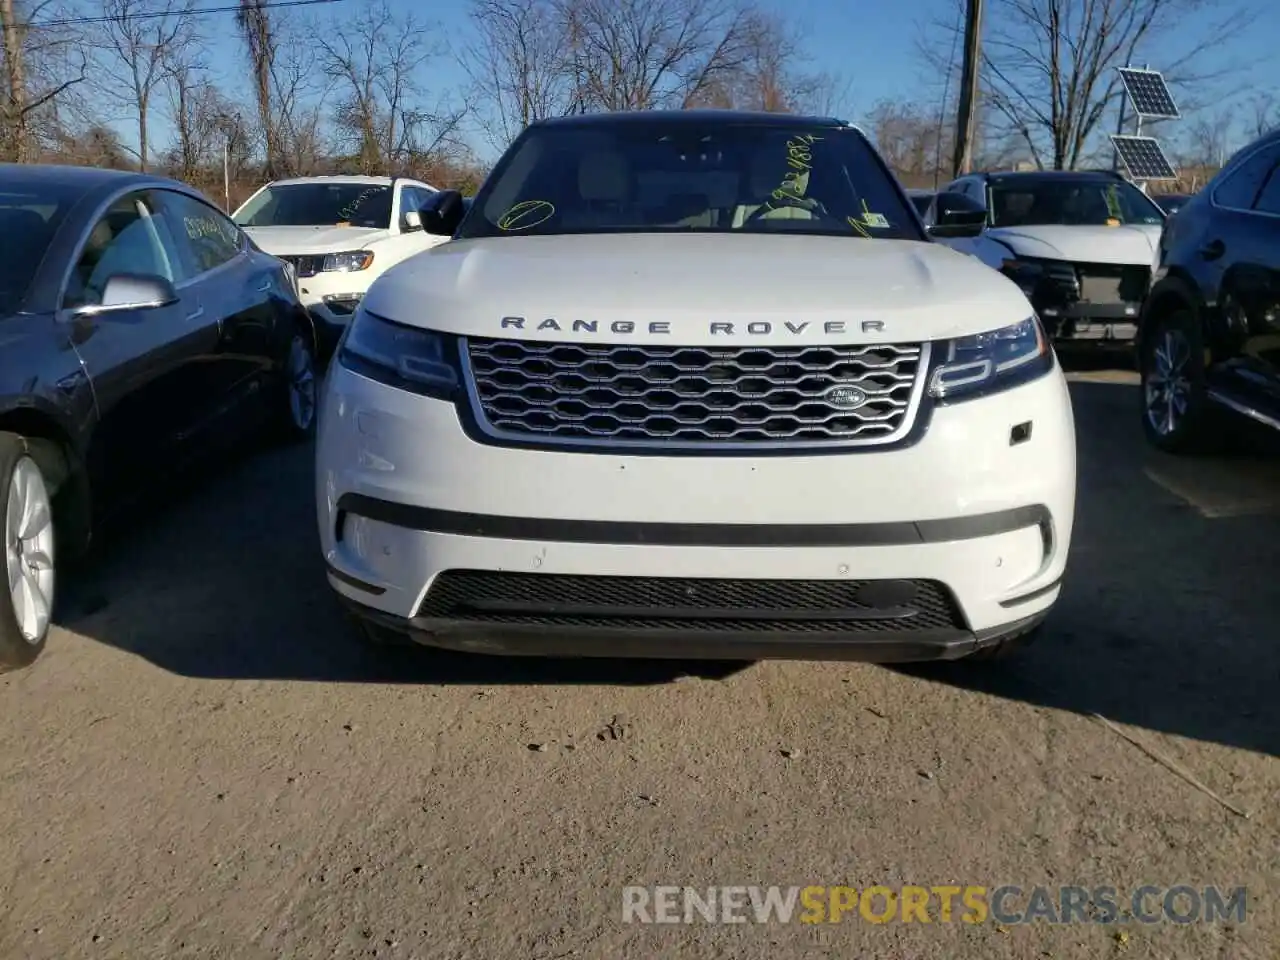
[498,200,556,231]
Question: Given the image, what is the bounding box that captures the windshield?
[0,189,72,313]
[456,120,922,241]
[233,182,392,228]
[989,178,1165,228]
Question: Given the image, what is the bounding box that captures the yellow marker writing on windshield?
[497,200,555,231]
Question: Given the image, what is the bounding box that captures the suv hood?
[988,223,1162,265]
[362,233,1034,345]
[242,224,389,254]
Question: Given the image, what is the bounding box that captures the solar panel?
[1118,68,1180,119]
[1110,135,1178,181]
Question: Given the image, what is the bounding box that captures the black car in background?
[1139,131,1280,452]
[905,188,934,217]
[1154,192,1193,216]
[0,163,319,670]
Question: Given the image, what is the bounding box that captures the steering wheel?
[745,194,835,226]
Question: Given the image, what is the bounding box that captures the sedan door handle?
[1199,238,1225,260]
[185,306,205,322]
[257,278,272,293]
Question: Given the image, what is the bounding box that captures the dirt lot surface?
[1,374,1277,959]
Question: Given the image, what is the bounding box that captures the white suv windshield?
[989,178,1165,228]
[456,119,923,241]
[234,183,392,228]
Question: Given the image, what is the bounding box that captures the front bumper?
[316,356,1077,661]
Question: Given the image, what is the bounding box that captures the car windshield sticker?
[856,199,890,229]
[497,200,555,231]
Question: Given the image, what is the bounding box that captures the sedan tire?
[277,330,319,443]
[1139,309,1217,454]
[0,432,55,671]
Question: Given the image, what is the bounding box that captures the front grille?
[463,338,927,449]
[278,254,322,278]
[416,571,966,633]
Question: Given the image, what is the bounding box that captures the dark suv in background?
[1139,130,1280,453]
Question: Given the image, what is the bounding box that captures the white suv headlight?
[928,317,1052,402]
[322,250,375,272]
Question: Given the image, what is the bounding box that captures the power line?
[26,0,346,28]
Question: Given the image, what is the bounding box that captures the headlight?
[338,307,459,399]
[322,250,374,272]
[928,317,1052,402]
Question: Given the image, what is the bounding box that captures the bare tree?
[1245,93,1277,140]
[237,0,282,178]
[460,0,577,150]
[684,10,834,114]
[557,0,756,112]
[921,0,1255,171]
[318,0,464,173]
[1,0,89,161]
[95,0,195,171]
[267,24,331,176]
[1180,107,1233,169]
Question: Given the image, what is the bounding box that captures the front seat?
[734,151,817,227]
[573,150,632,227]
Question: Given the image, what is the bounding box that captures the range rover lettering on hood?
[499,317,888,336]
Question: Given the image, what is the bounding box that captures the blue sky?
[123,0,1280,163]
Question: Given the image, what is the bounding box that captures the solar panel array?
[1118,68,1180,119]
[1110,136,1178,181]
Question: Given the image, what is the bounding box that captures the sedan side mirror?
[73,273,179,317]
[421,190,465,237]
[402,210,423,232]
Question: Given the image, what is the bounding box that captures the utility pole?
[1,0,28,162]
[951,0,983,178]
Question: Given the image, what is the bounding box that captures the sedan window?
[64,194,178,309]
[0,191,72,314]
[159,191,244,277]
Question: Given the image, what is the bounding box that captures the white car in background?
[233,175,448,348]
[927,170,1166,343]
[316,110,1077,665]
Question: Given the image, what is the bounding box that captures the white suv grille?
[462,338,930,450]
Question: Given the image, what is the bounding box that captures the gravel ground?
[0,373,1276,960]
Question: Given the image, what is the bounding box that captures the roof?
[532,109,848,129]
[0,162,161,193]
[977,169,1127,184]
[266,175,398,187]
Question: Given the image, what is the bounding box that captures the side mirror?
[926,191,987,238]
[73,273,179,317]
[402,210,423,232]
[421,190,465,237]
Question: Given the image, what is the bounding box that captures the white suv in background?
[316,111,1077,665]
[233,175,448,348]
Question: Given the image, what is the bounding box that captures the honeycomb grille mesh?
[416,571,965,634]
[464,338,925,448]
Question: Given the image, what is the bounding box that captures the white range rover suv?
[315,110,1077,663]
[233,175,447,349]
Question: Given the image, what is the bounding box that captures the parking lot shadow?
[897,380,1280,759]
[56,376,1280,753]
[55,439,745,687]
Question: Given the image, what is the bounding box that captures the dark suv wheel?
[1139,308,1216,453]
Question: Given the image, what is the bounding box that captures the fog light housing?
[323,293,364,316]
